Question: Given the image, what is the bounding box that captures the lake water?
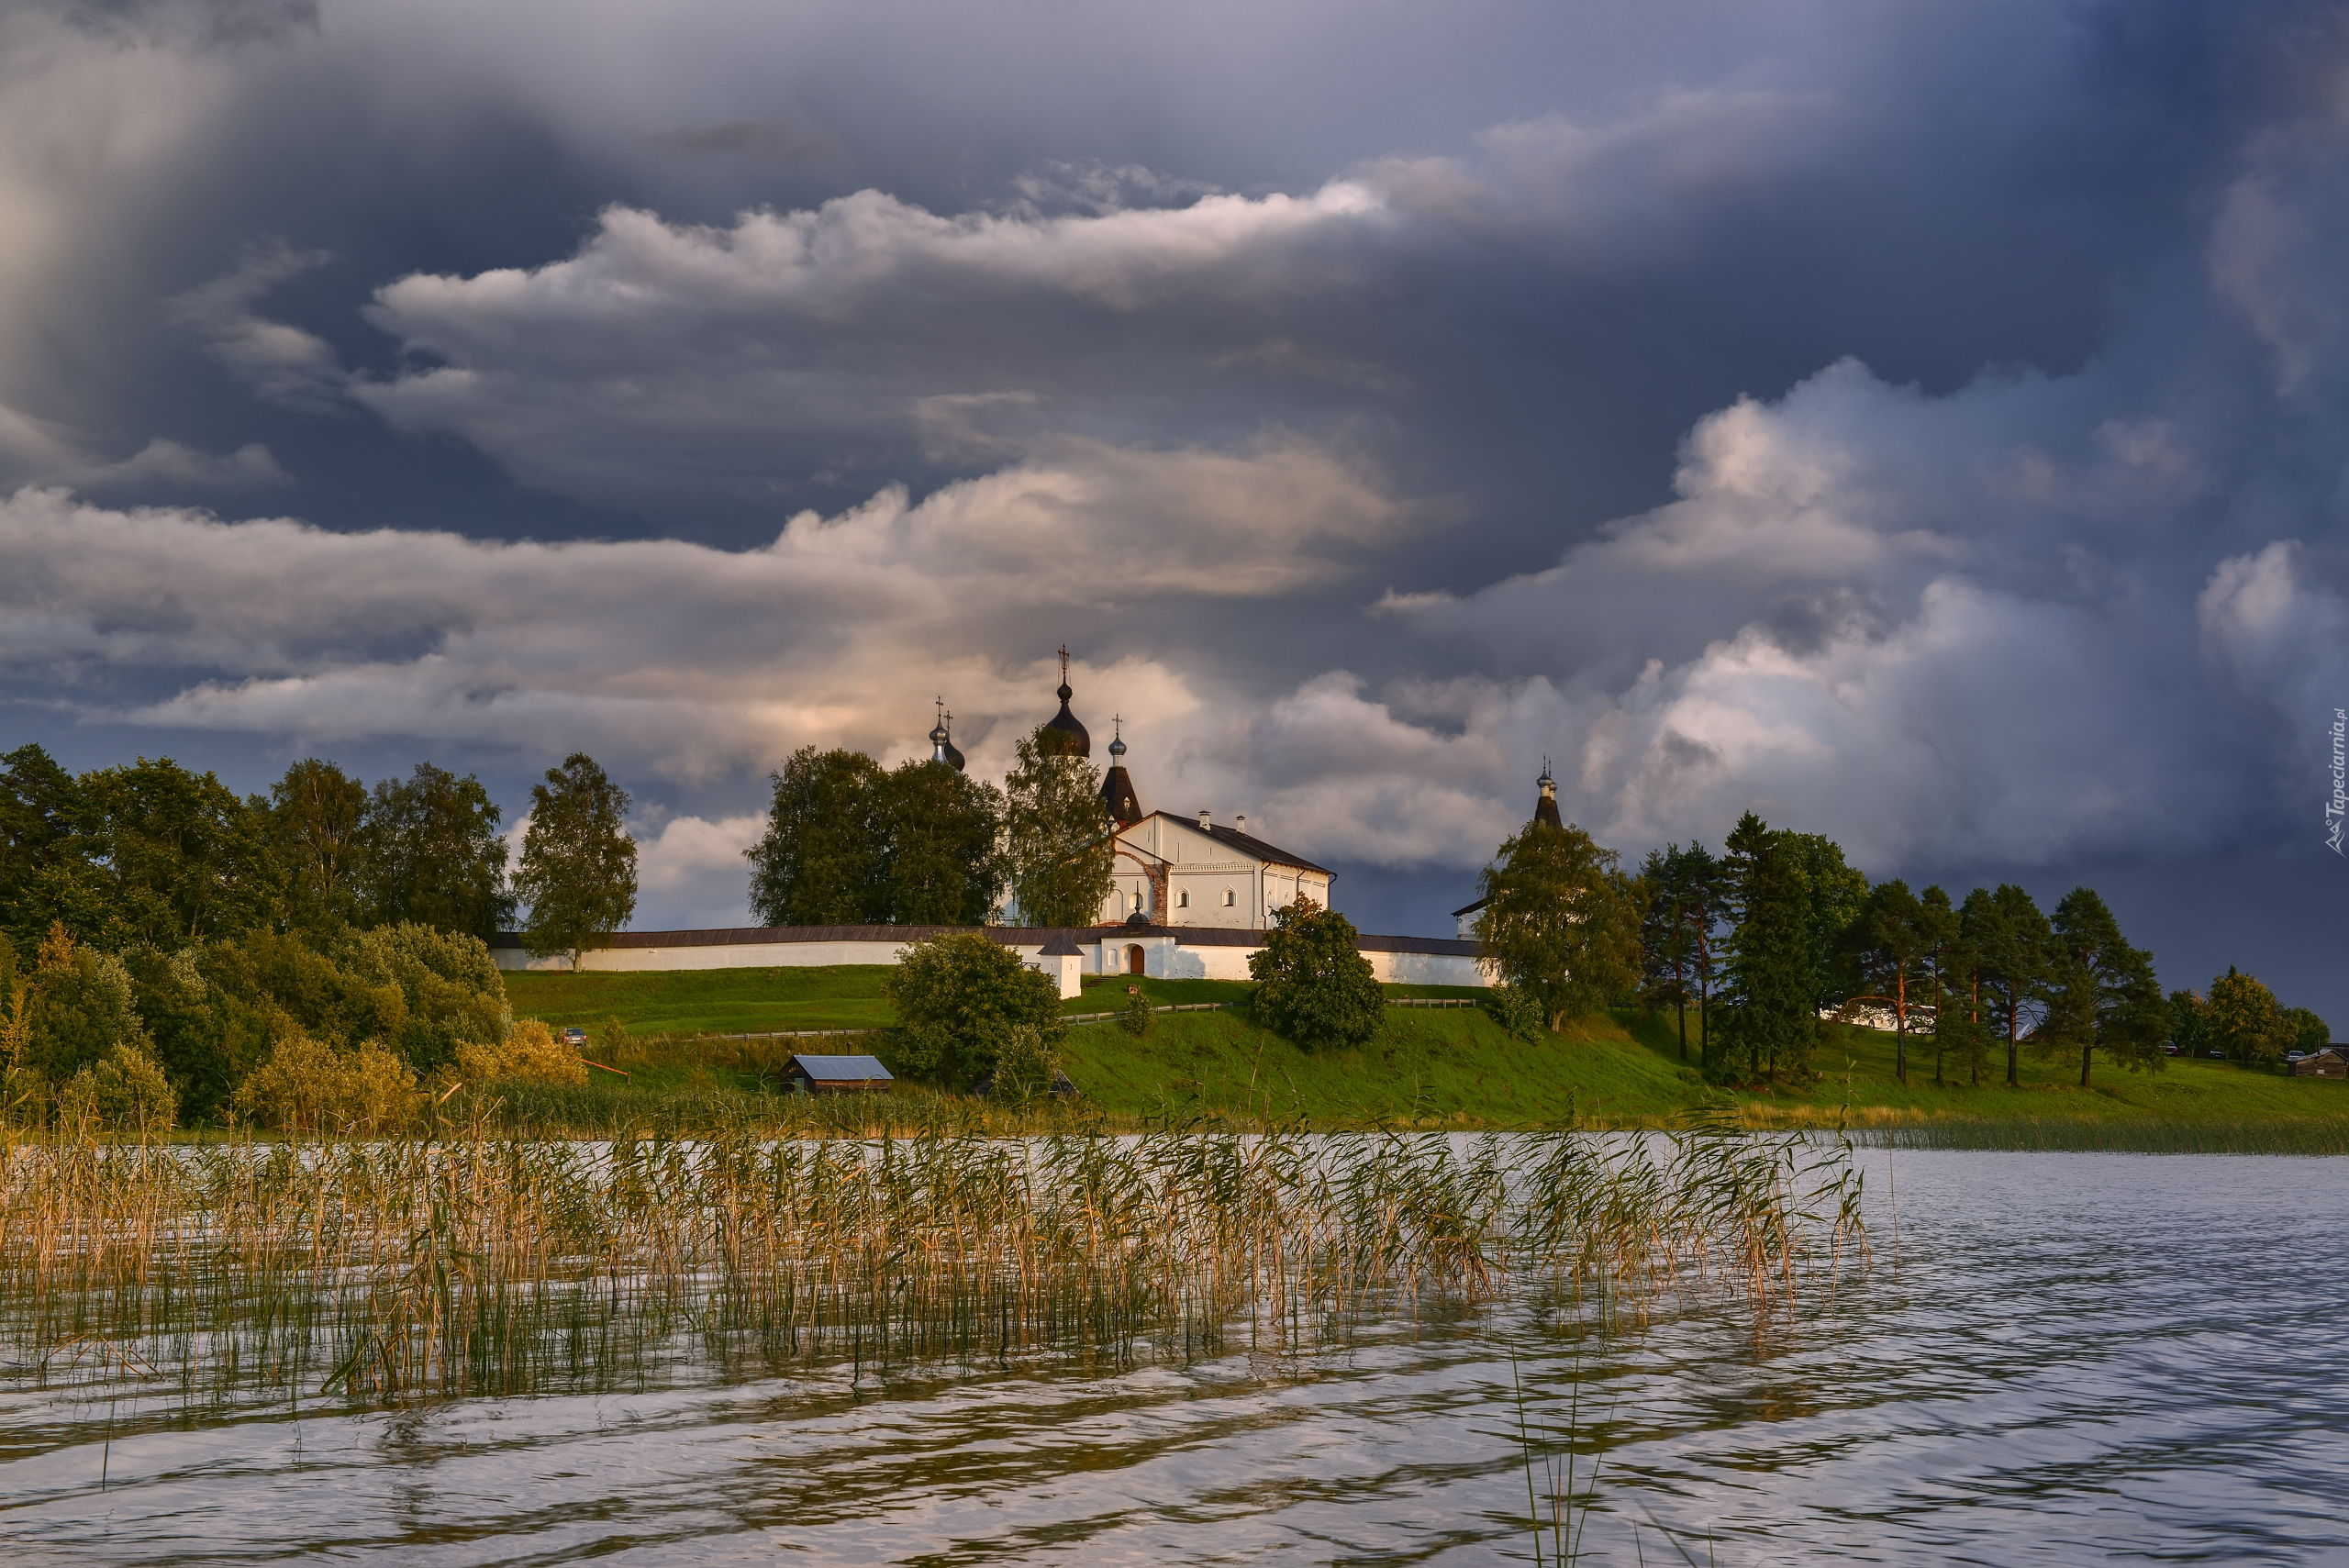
[4,1150,2343,1564]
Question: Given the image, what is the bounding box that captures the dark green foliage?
[881,930,1064,1089]
[1783,831,1869,1013]
[746,748,1004,927]
[1709,813,1819,1085]
[1637,841,1721,1062]
[1964,884,2054,1087]
[355,762,514,940]
[747,747,887,924]
[80,758,284,949]
[1003,728,1113,929]
[1119,984,1153,1038]
[2043,887,2168,1084]
[1846,879,1931,1084]
[2167,987,2209,1054]
[516,754,639,967]
[1475,817,1642,1031]
[271,758,371,933]
[875,761,1006,925]
[0,744,105,957]
[1914,885,1973,1087]
[1248,898,1386,1051]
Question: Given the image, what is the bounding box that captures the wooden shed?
[2292,1048,2347,1079]
[783,1053,895,1094]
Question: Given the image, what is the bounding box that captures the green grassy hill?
[501,964,2349,1141]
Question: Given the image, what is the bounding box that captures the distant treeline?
[1479,809,2330,1088]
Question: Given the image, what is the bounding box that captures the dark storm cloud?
[0,0,2343,1011]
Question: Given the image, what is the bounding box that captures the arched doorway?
[1126,944,1146,975]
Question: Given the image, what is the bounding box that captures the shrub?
[990,1025,1063,1102]
[340,922,510,1075]
[57,1043,179,1133]
[882,931,1065,1090]
[1482,983,1544,1042]
[232,1032,418,1134]
[1248,898,1384,1052]
[455,1018,589,1086]
[1119,984,1153,1038]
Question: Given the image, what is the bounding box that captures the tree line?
[746,727,1115,929]
[1,741,641,1127]
[1475,807,2329,1086]
[2,743,640,962]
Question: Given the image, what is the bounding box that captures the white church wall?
[495,929,1481,995]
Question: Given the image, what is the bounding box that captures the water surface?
[5,1151,2342,1563]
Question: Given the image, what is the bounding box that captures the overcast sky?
[3,0,2344,1018]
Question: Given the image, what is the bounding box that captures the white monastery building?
[493,655,1488,994]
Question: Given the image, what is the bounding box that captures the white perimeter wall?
[497,936,1485,993]
[495,940,1086,999]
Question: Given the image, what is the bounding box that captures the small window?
[1222,889,1235,907]
[1177,889,1189,907]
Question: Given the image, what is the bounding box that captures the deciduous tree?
[271,758,369,932]
[882,929,1064,1090]
[357,763,514,940]
[516,754,638,970]
[1249,897,1385,1051]
[1476,817,1642,1032]
[1003,728,1113,929]
[2205,967,2291,1064]
[746,747,888,926]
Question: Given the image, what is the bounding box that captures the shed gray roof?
[787,1054,894,1080]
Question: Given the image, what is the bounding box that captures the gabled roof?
[1136,811,1333,876]
[1451,896,1488,918]
[1037,930,1084,957]
[787,1054,893,1081]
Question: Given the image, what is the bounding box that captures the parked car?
[561,1026,588,1046]
[2162,1043,2179,1056]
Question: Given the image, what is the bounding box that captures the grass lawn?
[499,963,2349,1139]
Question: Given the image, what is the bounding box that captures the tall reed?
[1,1115,1865,1413]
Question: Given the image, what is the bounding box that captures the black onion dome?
[1041,680,1091,757]
[944,737,965,772]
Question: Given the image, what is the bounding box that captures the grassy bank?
[501,964,2349,1144]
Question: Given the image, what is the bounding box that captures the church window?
[1222,889,1235,907]
[1177,890,1189,908]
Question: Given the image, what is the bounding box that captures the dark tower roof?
[1533,758,1564,828]
[1100,717,1142,826]
[1041,644,1091,757]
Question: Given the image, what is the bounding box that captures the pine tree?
[1709,813,1817,1085]
[1848,878,1929,1084]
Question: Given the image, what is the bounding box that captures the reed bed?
[1857,1114,2349,1155]
[0,1114,1864,1414]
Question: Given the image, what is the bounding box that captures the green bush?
[880,931,1065,1091]
[1248,899,1384,1052]
[57,1043,179,1133]
[1119,984,1153,1038]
